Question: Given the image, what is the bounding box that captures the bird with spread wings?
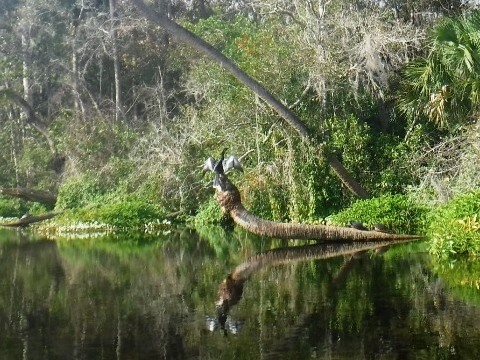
[203,149,243,187]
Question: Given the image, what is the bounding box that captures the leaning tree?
[131,0,370,199]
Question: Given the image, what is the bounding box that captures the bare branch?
[0,86,56,154]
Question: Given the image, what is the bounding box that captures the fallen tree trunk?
[214,173,422,242]
[0,188,57,207]
[0,212,61,227]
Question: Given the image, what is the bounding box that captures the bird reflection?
[206,314,242,336]
[215,274,245,334]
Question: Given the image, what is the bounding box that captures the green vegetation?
[0,1,479,257]
[79,200,162,229]
[0,196,49,218]
[194,197,224,225]
[399,11,480,129]
[327,194,429,235]
[428,191,480,257]
[0,196,28,218]
[50,198,165,231]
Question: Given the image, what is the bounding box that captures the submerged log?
[0,188,57,206]
[0,212,61,227]
[213,173,423,242]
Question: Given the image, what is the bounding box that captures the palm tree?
[398,10,480,129]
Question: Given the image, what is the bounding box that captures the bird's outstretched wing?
[223,156,243,173]
[203,157,217,172]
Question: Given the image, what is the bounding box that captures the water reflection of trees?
[215,240,407,329]
[0,229,219,359]
[212,240,480,359]
[0,229,479,359]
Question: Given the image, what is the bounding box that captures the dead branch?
[0,188,57,206]
[0,212,61,227]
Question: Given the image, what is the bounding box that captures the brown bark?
[21,27,33,107]
[130,0,370,199]
[327,153,369,199]
[163,210,184,219]
[231,204,420,241]
[214,173,422,242]
[70,11,82,117]
[0,188,57,206]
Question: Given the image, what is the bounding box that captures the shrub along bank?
[428,190,480,257]
[326,194,429,235]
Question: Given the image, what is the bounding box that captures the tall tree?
[109,0,123,121]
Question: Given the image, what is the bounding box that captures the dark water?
[0,227,479,360]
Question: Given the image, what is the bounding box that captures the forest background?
[1,0,480,256]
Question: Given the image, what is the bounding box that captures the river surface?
[0,227,479,359]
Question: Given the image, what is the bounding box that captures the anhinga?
[203,149,243,187]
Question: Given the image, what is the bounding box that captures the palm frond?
[398,10,480,129]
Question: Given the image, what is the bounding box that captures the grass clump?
[93,200,162,229]
[428,190,480,258]
[65,198,163,230]
[327,194,428,234]
[54,173,167,230]
[0,196,50,221]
